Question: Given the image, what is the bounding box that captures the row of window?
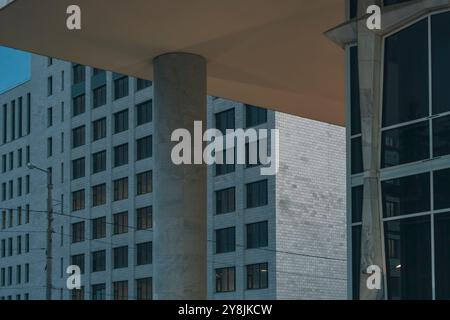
[71,277,152,300]
[0,235,30,258]
[0,264,30,287]
[215,180,268,214]
[215,263,268,293]
[0,176,30,201]
[1,93,31,145]
[71,206,152,243]
[1,146,30,173]
[71,171,152,211]
[1,206,30,229]
[215,221,268,254]
[69,242,152,273]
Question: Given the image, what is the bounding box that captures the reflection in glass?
[351,137,363,175]
[381,121,429,168]
[383,19,429,127]
[434,168,450,210]
[384,215,432,300]
[432,12,450,114]
[433,115,450,158]
[382,173,430,218]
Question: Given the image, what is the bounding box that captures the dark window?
[137,206,152,230]
[246,221,268,249]
[47,137,53,157]
[350,46,361,135]
[384,215,432,300]
[136,278,152,300]
[93,85,106,108]
[47,107,53,127]
[114,143,128,167]
[246,263,268,290]
[114,76,129,100]
[47,77,53,96]
[92,150,106,174]
[92,217,106,239]
[113,281,128,300]
[216,187,235,215]
[215,267,235,293]
[113,246,128,269]
[136,100,152,126]
[435,212,450,299]
[92,117,106,141]
[72,125,85,148]
[245,105,267,127]
[114,109,129,134]
[113,178,128,201]
[72,157,85,180]
[113,212,128,235]
[72,94,85,117]
[92,184,106,207]
[71,222,85,243]
[383,19,429,127]
[434,168,450,210]
[216,109,235,175]
[72,189,85,212]
[382,173,430,218]
[215,227,235,254]
[136,171,152,195]
[136,136,152,160]
[246,180,268,209]
[433,115,450,158]
[73,65,85,84]
[351,137,363,174]
[71,287,84,301]
[91,250,106,272]
[136,242,152,265]
[71,254,85,274]
[352,185,363,223]
[91,284,106,300]
[352,225,361,300]
[136,79,152,91]
[381,121,429,168]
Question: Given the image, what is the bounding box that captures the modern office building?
[326,0,450,300]
[0,54,346,300]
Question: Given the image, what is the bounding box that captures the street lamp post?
[27,162,53,300]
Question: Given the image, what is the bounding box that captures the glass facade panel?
[382,173,430,218]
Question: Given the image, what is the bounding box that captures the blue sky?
[0,46,30,94]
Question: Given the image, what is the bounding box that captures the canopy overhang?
[0,0,345,125]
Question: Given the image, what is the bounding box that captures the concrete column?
[153,53,207,300]
[357,0,386,300]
